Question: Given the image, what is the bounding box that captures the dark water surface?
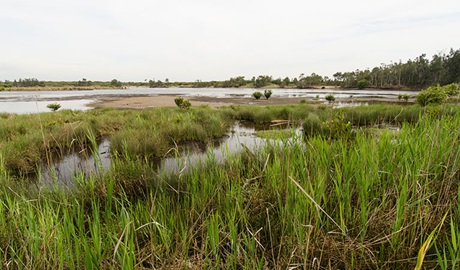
[38,122,299,188]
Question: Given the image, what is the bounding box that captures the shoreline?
[89,94,411,110]
[0,85,421,92]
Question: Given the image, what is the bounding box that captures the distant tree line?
[332,48,460,89]
[0,78,45,88]
[166,48,459,90]
[1,48,458,91]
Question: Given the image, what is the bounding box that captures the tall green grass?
[0,106,231,175]
[1,108,460,268]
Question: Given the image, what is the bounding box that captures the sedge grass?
[1,104,460,268]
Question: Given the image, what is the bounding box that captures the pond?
[0,87,416,114]
[38,122,298,188]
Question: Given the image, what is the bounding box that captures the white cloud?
[1,0,459,81]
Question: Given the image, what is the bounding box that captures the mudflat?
[90,94,407,109]
[89,95,313,109]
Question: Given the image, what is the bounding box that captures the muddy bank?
[90,94,412,109]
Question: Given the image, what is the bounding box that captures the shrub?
[398,94,410,102]
[325,94,335,103]
[357,79,368,90]
[110,79,122,88]
[264,89,273,99]
[253,91,263,100]
[47,103,61,112]
[443,83,460,97]
[416,85,447,106]
[174,97,192,109]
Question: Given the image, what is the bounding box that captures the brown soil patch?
[89,94,410,110]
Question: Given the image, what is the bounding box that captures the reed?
[1,104,460,268]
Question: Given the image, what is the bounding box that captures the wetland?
[1,95,460,269]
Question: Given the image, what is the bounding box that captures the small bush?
[357,79,368,90]
[47,103,61,112]
[398,94,410,102]
[416,85,447,106]
[264,89,273,99]
[253,91,263,100]
[443,83,460,97]
[174,97,192,109]
[325,94,335,103]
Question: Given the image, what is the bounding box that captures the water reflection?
[0,87,416,114]
[157,123,268,177]
[0,100,94,114]
[38,139,111,188]
[38,123,278,187]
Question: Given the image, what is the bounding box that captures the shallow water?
[38,122,293,187]
[38,139,111,187]
[0,87,415,114]
[0,99,94,114]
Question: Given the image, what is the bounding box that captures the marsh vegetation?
[1,103,460,269]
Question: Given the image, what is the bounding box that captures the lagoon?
[0,87,416,114]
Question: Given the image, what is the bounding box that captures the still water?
[39,122,295,188]
[0,87,415,114]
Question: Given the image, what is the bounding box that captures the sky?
[1,0,460,82]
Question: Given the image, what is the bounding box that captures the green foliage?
[253,75,272,88]
[332,48,460,89]
[11,78,45,87]
[148,80,165,88]
[325,94,336,102]
[443,83,460,97]
[252,91,263,100]
[264,89,273,99]
[174,97,192,109]
[221,76,247,88]
[46,103,61,112]
[3,111,460,268]
[416,85,448,106]
[303,113,327,137]
[398,94,410,101]
[357,79,368,89]
[296,73,323,88]
[76,78,92,87]
[110,79,122,88]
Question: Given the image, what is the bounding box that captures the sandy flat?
[89,94,407,110]
[90,95,228,109]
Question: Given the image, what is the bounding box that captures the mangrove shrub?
[253,91,263,100]
[264,89,273,99]
[46,103,61,112]
[174,97,192,109]
[325,94,335,102]
[416,84,452,106]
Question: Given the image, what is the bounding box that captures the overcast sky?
[1,0,460,82]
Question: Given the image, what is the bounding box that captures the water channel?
[38,122,300,188]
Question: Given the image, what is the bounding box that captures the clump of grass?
[1,108,460,268]
[255,129,294,140]
[46,103,61,111]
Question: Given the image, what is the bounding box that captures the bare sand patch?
[89,94,407,110]
[90,95,228,109]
